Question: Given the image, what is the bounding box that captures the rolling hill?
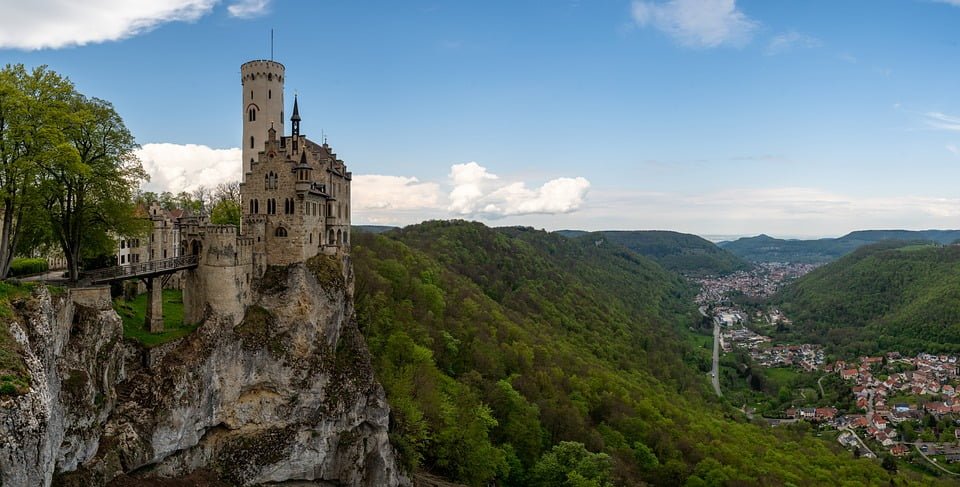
[774,240,960,356]
[557,230,752,276]
[353,220,919,485]
[720,230,960,264]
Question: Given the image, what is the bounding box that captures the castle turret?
[291,94,301,138]
[241,60,285,180]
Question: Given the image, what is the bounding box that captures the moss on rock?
[306,254,344,294]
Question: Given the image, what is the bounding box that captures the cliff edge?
[0,254,407,486]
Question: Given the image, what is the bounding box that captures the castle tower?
[240,60,285,180]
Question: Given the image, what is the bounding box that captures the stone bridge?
[85,255,198,332]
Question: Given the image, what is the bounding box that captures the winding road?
[711,320,722,397]
[841,428,876,458]
[912,444,960,476]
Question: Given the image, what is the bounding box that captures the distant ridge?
[556,229,751,276]
[353,225,399,234]
[719,229,960,263]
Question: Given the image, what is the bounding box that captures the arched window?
[250,90,253,99]
[250,199,256,214]
[343,231,348,245]
[264,173,269,190]
[328,229,335,245]
[250,136,255,149]
[248,108,256,122]
[275,227,287,237]
[284,198,294,214]
[337,229,342,244]
[268,89,272,99]
[267,198,276,215]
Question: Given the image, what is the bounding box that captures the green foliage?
[0,64,148,280]
[8,257,47,277]
[113,289,198,347]
[774,241,960,355]
[530,441,613,487]
[0,280,35,395]
[579,230,752,276]
[354,221,928,485]
[210,198,241,227]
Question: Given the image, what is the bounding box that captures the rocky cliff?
[0,254,406,486]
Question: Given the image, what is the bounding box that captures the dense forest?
[353,221,931,486]
[720,230,960,264]
[774,241,960,357]
[558,230,751,276]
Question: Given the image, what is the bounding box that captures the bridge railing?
[86,254,199,283]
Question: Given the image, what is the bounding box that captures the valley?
[697,246,960,477]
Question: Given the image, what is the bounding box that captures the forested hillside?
[775,241,960,356]
[720,230,960,264]
[353,221,921,486]
[584,230,752,276]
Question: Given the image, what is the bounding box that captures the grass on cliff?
[114,289,198,348]
[0,280,37,395]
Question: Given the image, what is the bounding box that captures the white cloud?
[631,0,757,48]
[0,0,219,50]
[136,143,241,193]
[0,0,271,50]
[137,147,588,223]
[227,0,271,18]
[925,112,960,132]
[352,175,441,210]
[765,31,821,55]
[448,162,590,218]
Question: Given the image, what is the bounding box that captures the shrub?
[9,258,48,277]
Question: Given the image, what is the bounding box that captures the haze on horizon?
[3,0,960,238]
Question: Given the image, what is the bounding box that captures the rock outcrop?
[0,254,406,486]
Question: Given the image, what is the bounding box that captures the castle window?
[250,199,259,214]
[250,90,253,99]
[267,198,276,215]
[337,229,342,245]
[284,198,294,214]
[328,229,335,245]
[250,136,255,149]
[268,89,272,99]
[309,233,312,243]
[275,227,287,237]
[248,108,256,122]
[121,255,125,264]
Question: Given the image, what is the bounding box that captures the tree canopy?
[0,64,148,279]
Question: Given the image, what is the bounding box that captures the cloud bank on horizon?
[0,0,270,50]
[135,143,592,222]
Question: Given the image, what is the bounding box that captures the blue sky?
[4,0,960,238]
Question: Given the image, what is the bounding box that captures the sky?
[3,0,960,239]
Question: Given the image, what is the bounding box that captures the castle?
[177,59,352,324]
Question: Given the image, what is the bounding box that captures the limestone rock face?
[0,287,124,487]
[1,254,407,486]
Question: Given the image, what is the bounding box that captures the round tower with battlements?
[241,60,285,180]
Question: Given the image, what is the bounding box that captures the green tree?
[38,94,147,280]
[530,442,613,487]
[0,64,73,277]
[210,198,241,226]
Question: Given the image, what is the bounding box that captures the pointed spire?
[291,94,301,121]
[291,94,301,138]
